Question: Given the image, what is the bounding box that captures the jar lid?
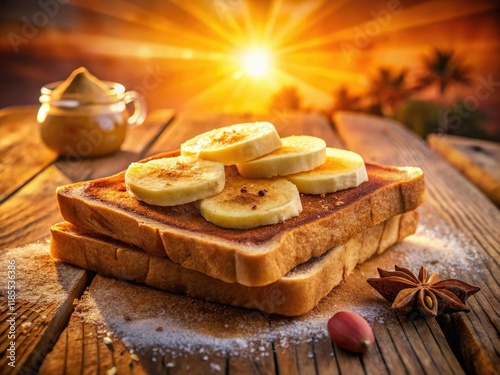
[47,67,121,102]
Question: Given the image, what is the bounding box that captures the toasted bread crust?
[56,151,425,286]
[50,211,418,316]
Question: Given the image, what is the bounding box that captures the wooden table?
[1,107,499,375]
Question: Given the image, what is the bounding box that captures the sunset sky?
[1,0,499,135]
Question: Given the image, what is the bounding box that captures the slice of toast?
[50,211,418,316]
[56,151,425,286]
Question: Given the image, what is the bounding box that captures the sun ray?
[182,73,243,110]
[216,7,247,42]
[276,33,345,55]
[36,30,230,62]
[270,0,348,49]
[168,64,236,93]
[241,1,258,43]
[71,0,231,52]
[262,0,284,42]
[182,65,286,113]
[279,60,365,83]
[223,75,284,113]
[278,0,499,56]
[273,69,333,109]
[169,0,243,47]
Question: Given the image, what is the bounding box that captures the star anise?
[367,265,481,317]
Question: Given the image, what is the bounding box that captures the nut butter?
[38,67,146,157]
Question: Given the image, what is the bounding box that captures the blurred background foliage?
[273,48,496,141]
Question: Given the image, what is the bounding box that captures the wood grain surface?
[0,243,91,374]
[427,134,500,207]
[0,107,57,203]
[1,108,498,375]
[0,108,174,374]
[334,111,500,375]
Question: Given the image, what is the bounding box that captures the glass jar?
[37,81,146,157]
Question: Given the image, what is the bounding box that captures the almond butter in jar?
[37,67,146,157]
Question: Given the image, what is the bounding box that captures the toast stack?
[50,123,425,316]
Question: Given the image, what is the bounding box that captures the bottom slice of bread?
[50,211,418,316]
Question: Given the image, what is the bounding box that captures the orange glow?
[5,0,495,115]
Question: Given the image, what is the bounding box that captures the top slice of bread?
[56,151,425,286]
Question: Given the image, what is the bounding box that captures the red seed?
[327,311,375,353]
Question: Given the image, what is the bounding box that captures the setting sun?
[239,47,273,78]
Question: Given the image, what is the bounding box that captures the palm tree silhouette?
[417,48,471,96]
[331,85,361,112]
[269,86,301,112]
[369,67,413,115]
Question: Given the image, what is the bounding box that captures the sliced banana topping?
[236,135,327,178]
[125,156,225,206]
[286,147,368,194]
[199,175,302,229]
[125,121,369,226]
[180,122,282,165]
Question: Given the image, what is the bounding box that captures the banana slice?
[199,175,302,229]
[236,135,327,178]
[125,156,225,206]
[180,122,282,165]
[287,148,368,194]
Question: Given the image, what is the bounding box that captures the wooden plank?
[440,310,500,375]
[0,242,91,374]
[0,165,69,250]
[372,323,409,374]
[38,313,153,375]
[333,111,500,375]
[359,329,389,375]
[412,317,464,375]
[405,317,464,374]
[227,342,275,375]
[0,106,57,202]
[43,276,289,374]
[55,109,174,182]
[146,111,254,156]
[333,344,365,374]
[380,316,423,374]
[166,352,226,375]
[273,342,313,375]
[311,336,338,375]
[427,134,500,206]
